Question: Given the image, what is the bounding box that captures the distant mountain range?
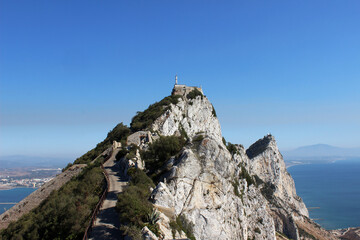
[0,155,72,169]
[282,144,360,161]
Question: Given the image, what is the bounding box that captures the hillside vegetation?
[130,95,180,132]
[0,123,132,239]
[73,123,130,165]
[0,165,104,240]
[116,168,157,240]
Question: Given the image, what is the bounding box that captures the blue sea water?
[0,188,37,215]
[288,159,360,230]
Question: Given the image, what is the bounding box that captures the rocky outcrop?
[151,94,222,143]
[247,134,308,217]
[151,136,275,240]
[246,135,311,239]
[331,227,360,240]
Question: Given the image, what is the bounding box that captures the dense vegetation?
[141,135,186,182]
[186,88,203,100]
[73,123,130,165]
[0,166,105,240]
[131,95,180,132]
[116,168,157,240]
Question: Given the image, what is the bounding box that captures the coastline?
[0,186,37,191]
[285,161,310,169]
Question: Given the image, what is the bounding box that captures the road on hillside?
[89,149,128,240]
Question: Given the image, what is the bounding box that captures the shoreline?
[0,186,37,191]
[286,162,310,169]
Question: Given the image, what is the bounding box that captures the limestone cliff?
[150,135,275,239]
[151,90,222,143]
[247,135,308,217]
[137,85,337,240]
[246,135,310,239]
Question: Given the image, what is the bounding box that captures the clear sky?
[1,1,360,160]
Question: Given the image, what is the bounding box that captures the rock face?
[151,93,222,143]
[132,85,339,239]
[151,136,275,240]
[246,135,310,239]
[148,90,278,239]
[247,134,308,217]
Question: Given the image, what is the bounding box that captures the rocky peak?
[247,134,308,216]
[150,135,276,240]
[246,134,275,159]
[151,85,222,143]
[246,135,312,239]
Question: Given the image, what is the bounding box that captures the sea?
[288,159,360,230]
[0,188,37,215]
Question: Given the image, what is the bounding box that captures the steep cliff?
[137,85,336,240]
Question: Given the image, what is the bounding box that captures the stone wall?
[172,84,203,97]
[127,131,152,146]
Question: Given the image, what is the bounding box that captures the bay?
[288,159,360,230]
[0,188,37,215]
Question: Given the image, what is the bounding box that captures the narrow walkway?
[89,149,128,240]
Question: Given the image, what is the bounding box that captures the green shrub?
[141,136,185,182]
[232,179,240,197]
[212,105,217,117]
[62,162,73,172]
[239,165,255,187]
[117,185,153,226]
[179,125,189,141]
[169,214,196,240]
[193,134,204,143]
[120,225,142,240]
[131,95,180,132]
[260,182,276,201]
[127,168,155,189]
[186,88,203,100]
[226,142,238,155]
[116,168,156,237]
[254,227,261,234]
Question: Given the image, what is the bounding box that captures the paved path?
[89,149,128,240]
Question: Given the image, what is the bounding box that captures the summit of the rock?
[151,85,222,143]
[141,86,329,239]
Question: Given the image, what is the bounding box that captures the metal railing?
[83,150,112,240]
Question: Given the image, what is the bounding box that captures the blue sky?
[1,1,360,160]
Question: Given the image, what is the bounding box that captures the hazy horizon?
[1,1,360,157]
